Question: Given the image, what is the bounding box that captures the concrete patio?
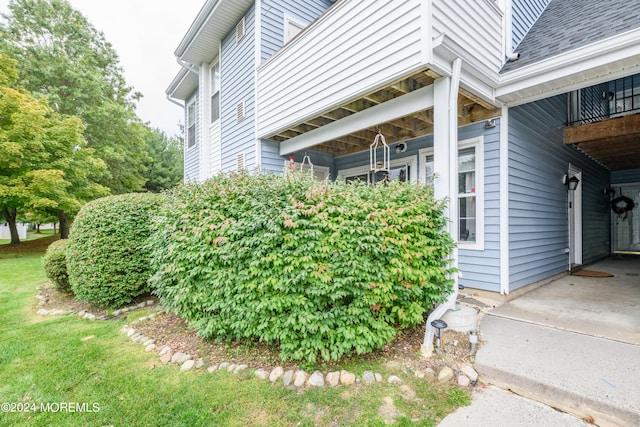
[444,255,640,426]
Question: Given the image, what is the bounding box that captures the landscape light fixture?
[430,319,448,355]
[469,329,478,355]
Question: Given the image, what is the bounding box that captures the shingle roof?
[501,0,640,73]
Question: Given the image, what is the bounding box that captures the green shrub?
[67,193,163,308]
[43,239,71,293]
[150,172,455,363]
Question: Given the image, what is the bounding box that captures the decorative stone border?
[35,288,160,321]
[120,318,479,390]
[35,289,479,389]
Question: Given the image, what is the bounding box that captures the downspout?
[421,57,462,358]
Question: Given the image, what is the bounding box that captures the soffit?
[270,69,500,157]
[176,0,253,65]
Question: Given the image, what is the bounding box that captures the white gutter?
[421,57,462,358]
[174,0,218,58]
[166,94,184,108]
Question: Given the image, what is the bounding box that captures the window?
[186,100,196,149]
[210,62,220,123]
[423,154,435,185]
[419,137,484,249]
[284,14,307,43]
[284,161,330,181]
[338,156,417,184]
[458,147,477,243]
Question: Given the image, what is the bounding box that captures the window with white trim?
[210,62,220,123]
[186,100,196,149]
[284,161,330,181]
[338,156,417,184]
[458,147,477,243]
[284,14,307,43]
[419,137,484,249]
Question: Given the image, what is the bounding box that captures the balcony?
[565,74,640,171]
[256,0,503,149]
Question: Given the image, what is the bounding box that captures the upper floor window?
[187,100,196,149]
[210,62,220,123]
[284,14,307,44]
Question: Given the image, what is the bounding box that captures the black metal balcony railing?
[569,74,640,126]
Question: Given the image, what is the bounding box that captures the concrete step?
[475,315,640,427]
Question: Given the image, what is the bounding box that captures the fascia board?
[175,0,218,57]
[497,28,640,105]
[165,68,199,101]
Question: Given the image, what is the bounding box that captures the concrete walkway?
[439,256,640,426]
[438,385,590,427]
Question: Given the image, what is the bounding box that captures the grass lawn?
[0,237,469,426]
[0,228,56,245]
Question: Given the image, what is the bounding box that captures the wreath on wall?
[611,195,635,219]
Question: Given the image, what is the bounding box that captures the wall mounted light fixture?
[485,119,496,129]
[563,174,580,191]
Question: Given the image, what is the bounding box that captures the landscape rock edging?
[119,319,477,391]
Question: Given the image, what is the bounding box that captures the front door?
[568,165,583,271]
[612,183,640,254]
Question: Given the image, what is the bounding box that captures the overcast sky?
[0,0,205,137]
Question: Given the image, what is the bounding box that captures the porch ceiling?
[269,70,500,157]
[564,113,640,171]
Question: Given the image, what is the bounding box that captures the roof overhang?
[165,67,199,102]
[175,0,253,65]
[497,28,640,106]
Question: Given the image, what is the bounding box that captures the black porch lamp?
[563,174,580,191]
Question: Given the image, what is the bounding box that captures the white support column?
[421,58,461,357]
[499,106,510,294]
[198,62,212,182]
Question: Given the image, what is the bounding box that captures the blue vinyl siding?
[183,92,200,182]
[334,121,502,292]
[220,5,256,172]
[458,122,501,292]
[261,141,336,177]
[261,140,284,174]
[260,0,333,62]
[508,96,610,290]
[511,0,551,49]
[612,169,640,184]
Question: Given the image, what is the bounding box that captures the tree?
[0,53,108,243]
[143,128,184,193]
[0,0,149,195]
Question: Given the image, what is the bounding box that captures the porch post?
[421,58,461,357]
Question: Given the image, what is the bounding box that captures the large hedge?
[150,172,455,363]
[67,193,163,308]
[43,239,71,293]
